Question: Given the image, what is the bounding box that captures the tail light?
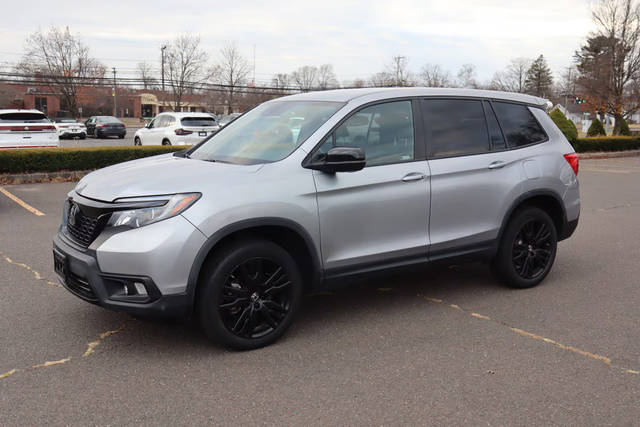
[98,124,107,128]
[564,153,579,176]
[175,128,193,136]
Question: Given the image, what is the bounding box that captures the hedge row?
[1,139,638,175]
[571,137,640,152]
[0,146,189,174]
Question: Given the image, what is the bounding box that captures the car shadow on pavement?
[90,262,503,355]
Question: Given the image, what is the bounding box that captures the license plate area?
[199,131,207,136]
[53,249,67,279]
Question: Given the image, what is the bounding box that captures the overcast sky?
[0,0,596,85]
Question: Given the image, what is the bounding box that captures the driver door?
[312,100,431,277]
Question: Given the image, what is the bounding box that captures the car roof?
[0,109,46,114]
[276,87,549,107]
[158,112,213,118]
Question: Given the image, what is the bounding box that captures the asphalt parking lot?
[1,157,639,425]
[59,129,140,148]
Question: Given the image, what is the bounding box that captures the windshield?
[190,101,343,164]
[181,117,216,127]
[0,112,49,123]
[98,116,121,123]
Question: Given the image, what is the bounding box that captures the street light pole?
[112,67,117,117]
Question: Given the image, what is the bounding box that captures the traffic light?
[573,96,587,104]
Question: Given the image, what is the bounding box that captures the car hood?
[74,153,262,202]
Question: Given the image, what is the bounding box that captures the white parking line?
[0,186,45,216]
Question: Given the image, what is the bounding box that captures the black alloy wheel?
[198,239,302,350]
[219,257,292,339]
[511,219,553,280]
[492,207,557,288]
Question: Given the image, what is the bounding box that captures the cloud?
[0,0,596,83]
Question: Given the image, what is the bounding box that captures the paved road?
[59,128,140,148]
[1,157,639,425]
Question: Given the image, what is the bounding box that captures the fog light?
[133,282,148,296]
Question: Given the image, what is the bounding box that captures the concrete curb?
[1,150,638,185]
[0,170,91,185]
[579,150,640,159]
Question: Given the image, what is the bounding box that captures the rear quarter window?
[492,102,547,147]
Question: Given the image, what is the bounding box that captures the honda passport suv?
[53,88,580,350]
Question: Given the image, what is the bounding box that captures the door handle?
[402,172,426,182]
[488,161,506,170]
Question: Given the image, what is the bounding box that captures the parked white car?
[51,118,87,139]
[133,112,219,146]
[0,109,59,149]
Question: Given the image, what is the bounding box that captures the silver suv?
[53,88,580,349]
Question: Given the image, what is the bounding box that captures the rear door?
[312,99,431,275]
[423,98,523,258]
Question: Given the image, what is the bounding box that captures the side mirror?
[307,146,366,173]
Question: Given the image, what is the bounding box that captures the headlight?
[107,193,201,229]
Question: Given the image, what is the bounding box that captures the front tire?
[197,240,303,350]
[134,137,141,146]
[492,207,557,289]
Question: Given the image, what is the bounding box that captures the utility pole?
[161,45,167,114]
[112,67,117,117]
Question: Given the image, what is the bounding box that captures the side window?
[483,101,506,150]
[492,102,547,147]
[166,116,176,127]
[316,100,414,166]
[422,99,490,158]
[156,116,167,128]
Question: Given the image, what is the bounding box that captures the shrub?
[0,146,189,174]
[587,118,606,136]
[619,117,631,136]
[550,109,578,142]
[571,136,640,152]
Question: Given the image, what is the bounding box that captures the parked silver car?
[53,88,580,349]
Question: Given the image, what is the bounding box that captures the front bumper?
[53,232,191,318]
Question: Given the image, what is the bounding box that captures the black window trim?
[302,97,427,169]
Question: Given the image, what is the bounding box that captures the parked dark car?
[85,116,126,139]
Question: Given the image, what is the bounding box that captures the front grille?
[65,201,109,247]
[66,272,98,302]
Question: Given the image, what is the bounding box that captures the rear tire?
[197,239,303,350]
[492,207,557,289]
[162,139,171,146]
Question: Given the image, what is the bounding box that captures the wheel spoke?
[220,297,248,309]
[263,300,287,314]
[260,307,278,328]
[262,266,283,287]
[231,306,251,334]
[264,280,291,296]
[223,285,249,296]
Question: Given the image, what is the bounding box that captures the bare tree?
[420,63,452,87]
[385,56,414,86]
[456,63,478,88]
[271,73,291,90]
[164,33,209,111]
[575,0,640,134]
[136,61,156,90]
[17,26,106,117]
[317,64,339,89]
[214,42,250,113]
[369,71,394,87]
[292,66,318,91]
[490,58,532,92]
[352,78,366,88]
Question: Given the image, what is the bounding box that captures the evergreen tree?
[550,109,578,142]
[587,118,607,136]
[525,55,553,97]
[619,117,631,136]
